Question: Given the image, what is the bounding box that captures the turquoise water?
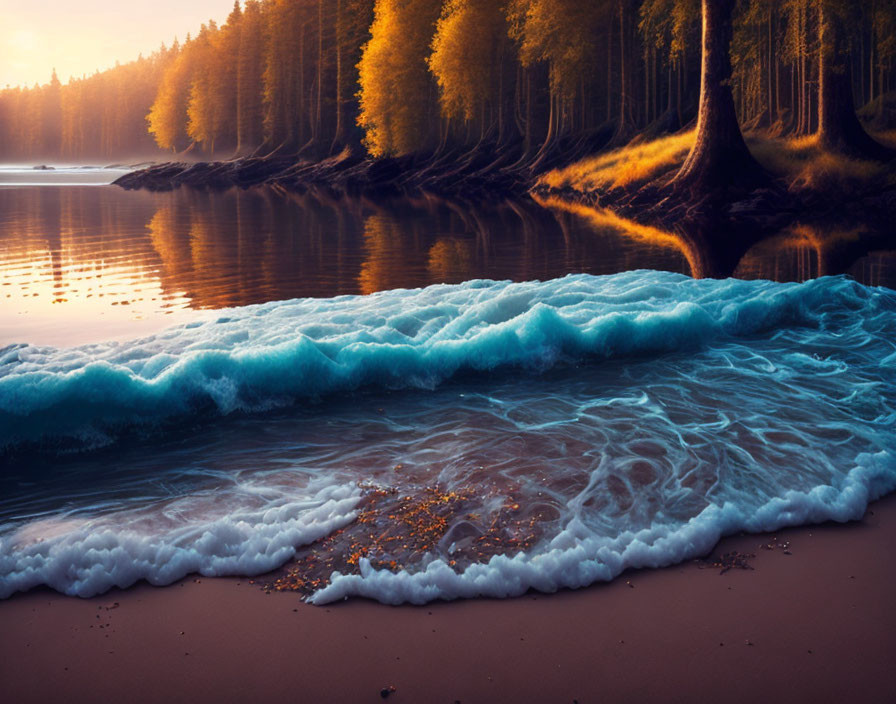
[2,271,894,603]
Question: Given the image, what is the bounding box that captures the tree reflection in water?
[1,185,892,347]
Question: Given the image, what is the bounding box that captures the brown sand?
[2,495,895,704]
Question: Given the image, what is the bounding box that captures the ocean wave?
[2,271,889,456]
[2,450,891,603]
[0,271,895,602]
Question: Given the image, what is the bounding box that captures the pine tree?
[237,0,267,152]
[187,23,219,154]
[817,0,892,158]
[429,0,511,141]
[212,2,243,153]
[148,41,193,152]
[41,70,63,157]
[263,0,306,151]
[640,0,699,126]
[332,0,376,151]
[507,1,612,150]
[357,0,442,157]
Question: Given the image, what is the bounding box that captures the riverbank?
[3,493,893,703]
[531,130,896,235]
[112,130,613,198]
[113,130,896,245]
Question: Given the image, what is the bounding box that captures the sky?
[1,0,232,89]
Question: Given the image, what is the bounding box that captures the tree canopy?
[0,0,892,162]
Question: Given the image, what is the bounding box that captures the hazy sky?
[1,0,232,88]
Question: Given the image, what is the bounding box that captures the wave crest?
[3,272,883,455]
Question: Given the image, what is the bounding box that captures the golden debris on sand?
[264,482,553,596]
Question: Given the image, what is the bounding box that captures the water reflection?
[735,224,896,285]
[538,195,895,284]
[1,185,893,347]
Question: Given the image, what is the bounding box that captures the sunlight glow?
[1,1,230,88]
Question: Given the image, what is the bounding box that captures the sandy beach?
[1,493,894,704]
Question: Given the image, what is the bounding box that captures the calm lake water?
[2,181,893,346]
[2,172,894,604]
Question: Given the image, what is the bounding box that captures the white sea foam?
[0,483,360,598]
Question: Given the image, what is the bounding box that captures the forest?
[1,0,895,198]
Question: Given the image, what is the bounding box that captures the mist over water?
[0,165,133,187]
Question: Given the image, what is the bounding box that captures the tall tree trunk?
[525,68,533,153]
[296,24,306,147]
[645,47,651,124]
[768,9,774,122]
[869,0,876,103]
[617,0,634,133]
[607,18,614,123]
[775,16,782,120]
[676,55,682,123]
[817,0,891,159]
[673,0,766,192]
[236,28,245,153]
[498,43,507,143]
[799,4,807,135]
[332,0,347,151]
[791,61,796,128]
[667,60,673,114]
[316,0,324,144]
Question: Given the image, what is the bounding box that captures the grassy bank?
[538,130,896,198]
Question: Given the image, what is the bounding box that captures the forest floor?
[532,129,896,235]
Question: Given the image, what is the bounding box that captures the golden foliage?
[148,52,192,152]
[428,0,507,123]
[748,133,889,190]
[357,0,442,156]
[506,0,605,100]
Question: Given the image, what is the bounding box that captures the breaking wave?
[2,271,887,455]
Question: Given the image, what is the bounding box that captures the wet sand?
[2,494,894,704]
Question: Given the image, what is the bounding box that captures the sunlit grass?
[875,130,896,147]
[747,133,887,189]
[541,129,894,196]
[539,130,695,192]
